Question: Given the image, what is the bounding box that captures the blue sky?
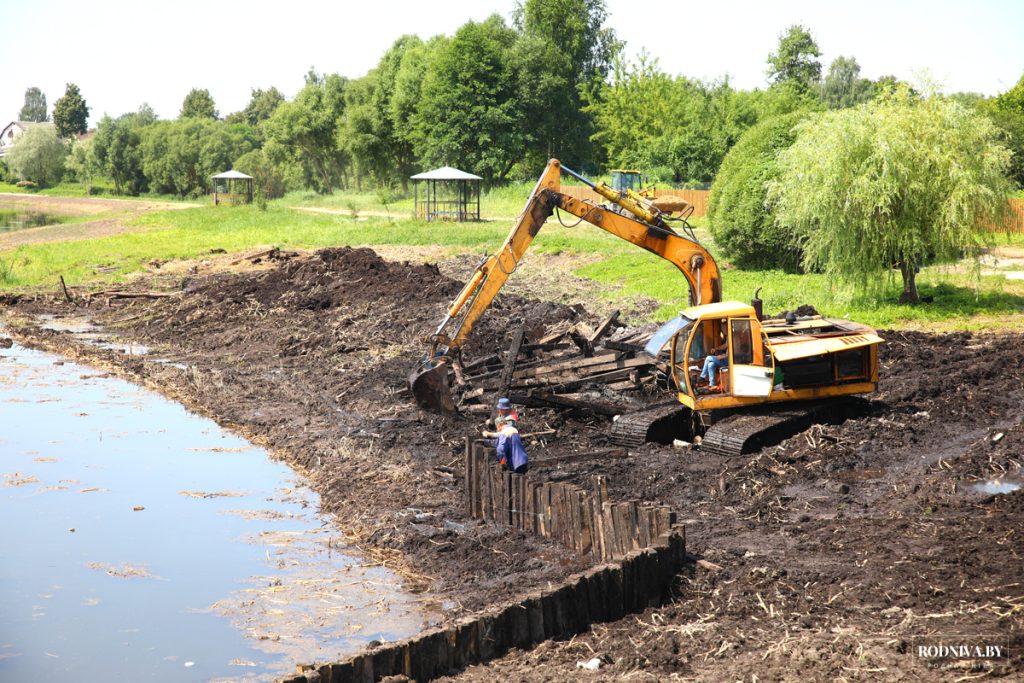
[2,0,1021,125]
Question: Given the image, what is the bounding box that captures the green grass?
[573,248,1024,330]
[1,201,1022,332]
[0,179,201,203]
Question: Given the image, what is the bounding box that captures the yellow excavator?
[410,159,883,455]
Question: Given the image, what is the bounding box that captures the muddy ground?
[3,246,1022,681]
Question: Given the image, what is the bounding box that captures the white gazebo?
[411,166,482,222]
[211,169,253,206]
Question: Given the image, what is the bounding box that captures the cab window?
[731,319,754,365]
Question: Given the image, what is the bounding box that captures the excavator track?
[700,398,867,456]
[610,403,690,447]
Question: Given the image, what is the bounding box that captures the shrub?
[707,111,810,271]
[15,180,37,189]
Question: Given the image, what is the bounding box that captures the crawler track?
[701,398,866,456]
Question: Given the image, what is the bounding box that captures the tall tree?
[241,87,285,126]
[513,0,619,165]
[6,125,67,186]
[987,74,1024,188]
[52,83,90,138]
[180,88,219,119]
[819,56,874,109]
[771,88,1012,303]
[93,113,148,195]
[141,118,254,197]
[766,24,821,93]
[413,15,526,182]
[65,137,98,194]
[264,73,349,193]
[19,87,48,122]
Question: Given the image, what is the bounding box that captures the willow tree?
[771,88,1012,303]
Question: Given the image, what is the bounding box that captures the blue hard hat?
[497,397,512,410]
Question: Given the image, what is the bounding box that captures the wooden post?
[503,471,513,526]
[602,503,617,560]
[627,501,640,551]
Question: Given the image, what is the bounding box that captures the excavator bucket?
[409,357,456,414]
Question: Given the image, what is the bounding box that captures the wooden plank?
[512,356,650,385]
[603,339,646,353]
[499,326,526,396]
[638,505,652,549]
[511,366,644,392]
[592,476,607,561]
[577,489,592,555]
[512,350,620,379]
[461,353,500,373]
[587,309,620,345]
[626,502,640,551]
[602,504,617,560]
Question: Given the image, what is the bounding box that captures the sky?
[2,0,1022,127]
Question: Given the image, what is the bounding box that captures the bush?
[707,111,810,270]
[6,125,67,187]
[15,180,37,189]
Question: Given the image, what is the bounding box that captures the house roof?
[211,169,253,180]
[410,166,482,181]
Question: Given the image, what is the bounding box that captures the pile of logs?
[455,310,668,415]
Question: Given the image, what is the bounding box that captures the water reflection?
[0,340,430,681]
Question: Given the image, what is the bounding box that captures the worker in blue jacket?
[482,399,529,474]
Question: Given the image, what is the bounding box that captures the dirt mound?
[197,247,459,311]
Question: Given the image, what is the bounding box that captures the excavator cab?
[611,169,643,193]
[646,303,776,407]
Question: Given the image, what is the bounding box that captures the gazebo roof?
[211,169,253,180]
[410,166,482,181]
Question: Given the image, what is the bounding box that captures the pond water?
[0,339,431,681]
[0,208,71,232]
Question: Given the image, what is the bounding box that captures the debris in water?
[85,562,156,579]
[132,506,145,512]
[179,490,246,499]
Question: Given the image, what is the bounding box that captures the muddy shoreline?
[4,246,1022,680]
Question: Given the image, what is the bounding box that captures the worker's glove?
[481,430,494,438]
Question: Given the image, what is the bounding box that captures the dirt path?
[0,193,197,250]
[2,246,1020,680]
[293,205,517,222]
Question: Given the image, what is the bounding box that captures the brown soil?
[3,246,1022,680]
[0,193,196,249]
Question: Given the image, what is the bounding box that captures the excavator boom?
[410,159,720,412]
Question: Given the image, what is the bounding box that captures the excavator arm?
[410,158,721,412]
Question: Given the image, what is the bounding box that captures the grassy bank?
[1,202,1023,332]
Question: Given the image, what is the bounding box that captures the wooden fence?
[279,440,687,683]
[465,440,675,562]
[999,198,1024,234]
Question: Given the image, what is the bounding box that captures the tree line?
[4,5,1023,208]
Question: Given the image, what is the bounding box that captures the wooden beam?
[587,310,620,345]
[499,326,526,396]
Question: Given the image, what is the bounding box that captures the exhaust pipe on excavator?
[751,287,764,321]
